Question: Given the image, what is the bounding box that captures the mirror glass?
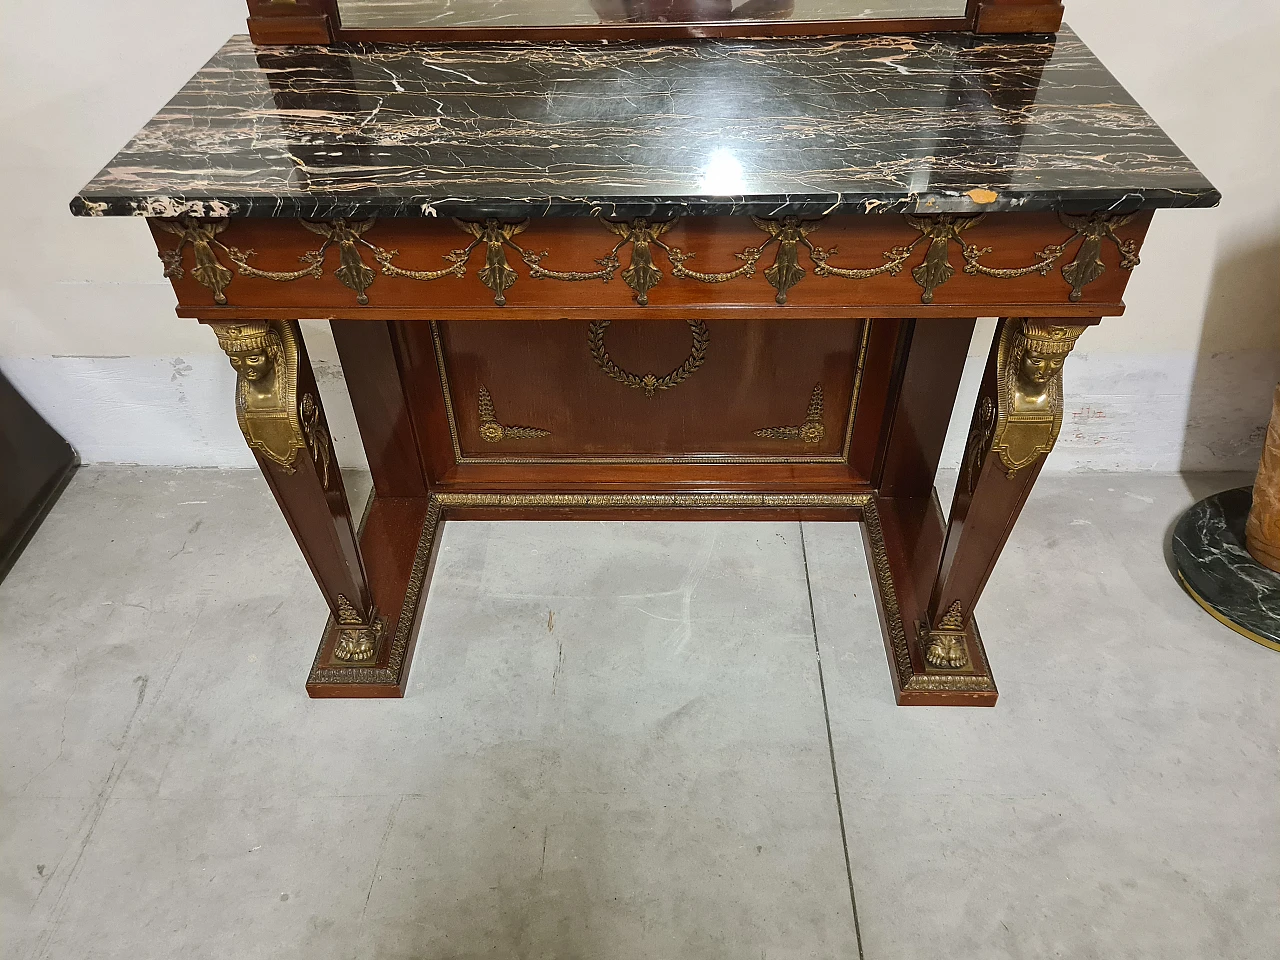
[337,1,971,31]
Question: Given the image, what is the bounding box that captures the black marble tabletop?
[72,27,1219,221]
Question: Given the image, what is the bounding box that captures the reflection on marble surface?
[72,28,1218,221]
[338,0,968,29]
[1172,487,1280,651]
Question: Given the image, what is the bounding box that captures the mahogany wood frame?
[151,208,1153,706]
[244,0,1066,44]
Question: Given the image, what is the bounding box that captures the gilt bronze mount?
[588,319,711,398]
[990,319,1089,479]
[756,385,826,443]
[331,594,385,663]
[157,211,1143,309]
[208,320,306,470]
[477,386,550,442]
[920,601,970,670]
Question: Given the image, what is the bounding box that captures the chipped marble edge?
[69,187,1222,220]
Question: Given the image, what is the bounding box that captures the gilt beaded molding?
[157,211,1140,308]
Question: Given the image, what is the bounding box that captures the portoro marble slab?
[72,28,1218,221]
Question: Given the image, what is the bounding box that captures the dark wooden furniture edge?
[245,0,1067,44]
[247,15,334,44]
[181,304,1127,322]
[0,456,78,585]
[973,0,1065,33]
[329,17,973,43]
[247,0,336,43]
[0,373,79,584]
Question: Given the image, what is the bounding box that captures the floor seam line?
[799,521,867,960]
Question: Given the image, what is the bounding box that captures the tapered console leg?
[304,319,443,698]
[207,320,398,693]
[922,317,1094,674]
[330,320,429,499]
[867,317,1000,706]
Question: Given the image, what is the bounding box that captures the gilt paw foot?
[332,615,384,664]
[925,633,970,670]
[333,629,377,663]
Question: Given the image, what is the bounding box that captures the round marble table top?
[1172,486,1280,652]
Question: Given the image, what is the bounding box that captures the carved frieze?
[157,212,1142,308]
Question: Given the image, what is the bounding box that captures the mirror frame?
[245,0,1064,44]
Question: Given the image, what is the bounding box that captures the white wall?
[1,0,1276,472]
[999,0,1280,472]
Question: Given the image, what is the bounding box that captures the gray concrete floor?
[1,468,1276,960]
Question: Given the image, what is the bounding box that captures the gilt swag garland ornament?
[157,212,1140,308]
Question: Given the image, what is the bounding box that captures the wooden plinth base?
[866,496,998,706]
[304,490,996,705]
[306,496,443,698]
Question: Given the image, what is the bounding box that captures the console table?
[72,27,1217,705]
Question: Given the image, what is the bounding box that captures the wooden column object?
[877,318,978,593]
[1246,385,1280,572]
[879,319,978,500]
[330,320,430,499]
[973,0,1065,33]
[923,318,1089,670]
[209,320,385,664]
[869,317,1005,706]
[246,0,338,44]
